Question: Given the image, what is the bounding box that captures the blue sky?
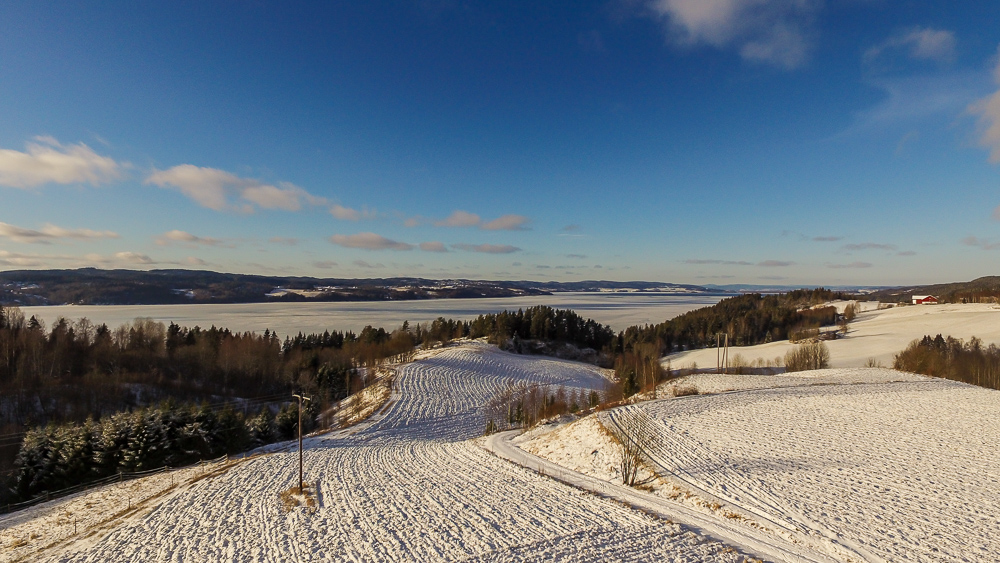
[2,1,1000,286]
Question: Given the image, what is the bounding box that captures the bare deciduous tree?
[605,413,654,486]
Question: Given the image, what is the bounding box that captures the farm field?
[5,342,748,563]
[537,369,1000,563]
[665,302,1000,369]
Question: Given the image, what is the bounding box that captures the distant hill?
[704,283,892,294]
[865,276,1000,303]
[0,269,724,306]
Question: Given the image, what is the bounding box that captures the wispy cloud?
[353,260,385,269]
[566,254,587,259]
[435,210,482,228]
[0,137,123,189]
[330,204,376,221]
[827,261,873,269]
[0,250,162,268]
[185,257,208,266]
[962,235,1000,250]
[758,260,794,267]
[146,164,327,213]
[269,237,298,246]
[94,251,158,265]
[843,71,988,137]
[419,241,448,252]
[452,243,521,254]
[864,27,957,67]
[970,48,1000,164]
[684,258,753,265]
[432,210,531,231]
[329,232,414,251]
[0,222,119,244]
[812,235,842,242]
[842,242,896,251]
[313,260,338,269]
[641,0,821,69]
[155,230,224,246]
[481,214,530,231]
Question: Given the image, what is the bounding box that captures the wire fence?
[1,453,231,516]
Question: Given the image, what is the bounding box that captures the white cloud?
[827,261,873,269]
[970,48,1000,164]
[435,210,482,227]
[481,214,530,231]
[0,222,119,244]
[242,182,324,211]
[330,204,376,221]
[114,251,154,264]
[431,210,531,230]
[0,249,163,268]
[0,250,49,267]
[865,27,957,66]
[185,256,208,266]
[419,241,448,252]
[451,243,521,254]
[645,0,819,69]
[156,230,223,246]
[145,165,327,212]
[329,232,414,251]
[331,204,361,221]
[0,137,122,189]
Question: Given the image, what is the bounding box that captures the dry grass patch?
[279,483,317,514]
[672,385,699,397]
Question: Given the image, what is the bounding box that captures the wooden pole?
[292,394,310,493]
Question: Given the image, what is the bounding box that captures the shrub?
[784,342,830,372]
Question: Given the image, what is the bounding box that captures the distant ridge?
[865,276,1000,303]
[0,268,725,306]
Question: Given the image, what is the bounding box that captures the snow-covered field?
[547,369,1000,563]
[666,302,1000,369]
[7,342,750,562]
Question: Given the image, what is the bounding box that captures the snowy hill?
[522,368,1000,563]
[4,342,748,562]
[665,302,1000,369]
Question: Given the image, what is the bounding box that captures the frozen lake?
[18,293,726,337]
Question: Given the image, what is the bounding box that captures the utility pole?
[292,394,311,493]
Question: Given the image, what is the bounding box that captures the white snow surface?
[619,371,1000,563]
[12,341,749,562]
[665,302,1000,369]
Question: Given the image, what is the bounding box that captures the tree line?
[893,334,1000,390]
[613,289,844,357]
[9,399,324,501]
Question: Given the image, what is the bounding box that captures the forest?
[613,289,845,356]
[0,304,612,505]
[893,334,1000,390]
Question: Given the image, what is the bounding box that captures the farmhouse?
[912,295,938,305]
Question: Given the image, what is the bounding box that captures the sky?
[2,1,1000,286]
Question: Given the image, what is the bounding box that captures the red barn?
[911,295,938,305]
